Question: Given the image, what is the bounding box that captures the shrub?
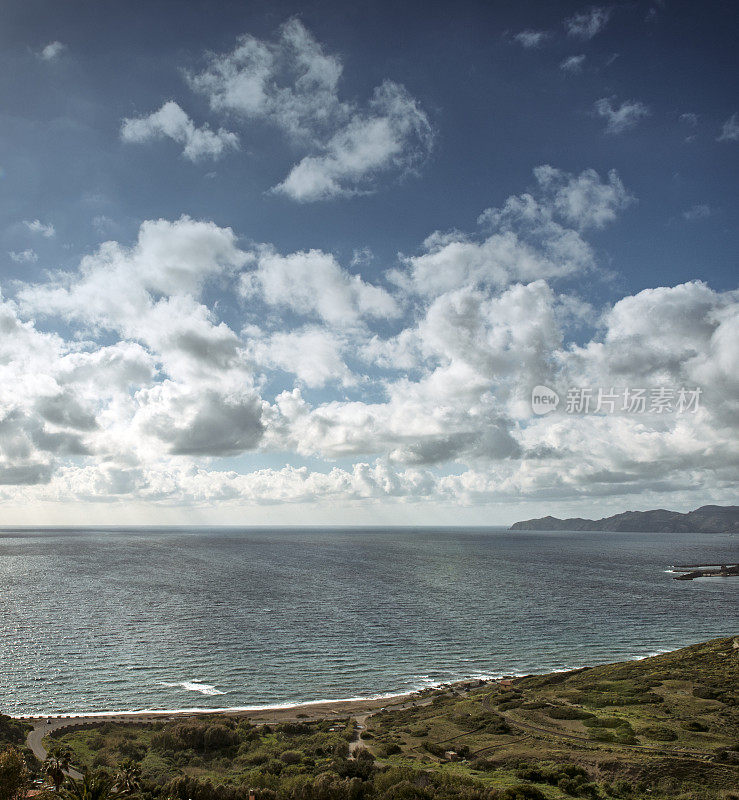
[610,779,634,797]
[204,724,239,750]
[500,785,547,800]
[422,742,445,758]
[637,725,678,741]
[693,686,723,701]
[546,707,595,721]
[497,700,522,710]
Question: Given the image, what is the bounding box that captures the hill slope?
[30,635,739,800]
[509,504,739,532]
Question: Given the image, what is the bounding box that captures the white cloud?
[39,41,65,61]
[188,18,347,141]
[560,55,585,73]
[514,30,550,48]
[2,167,736,514]
[246,326,355,388]
[394,166,628,298]
[594,97,650,134]
[134,382,264,456]
[565,6,612,39]
[185,19,432,200]
[718,112,739,142]
[533,165,633,229]
[118,19,432,200]
[24,219,55,237]
[121,101,239,161]
[683,204,711,221]
[9,250,38,263]
[272,81,433,201]
[240,246,399,325]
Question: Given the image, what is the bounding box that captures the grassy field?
[44,635,739,799]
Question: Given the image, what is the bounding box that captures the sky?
[0,0,737,525]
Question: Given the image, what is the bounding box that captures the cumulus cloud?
[39,41,65,61]
[9,250,38,263]
[392,166,629,298]
[272,81,433,201]
[514,30,550,48]
[136,383,264,456]
[594,97,650,134]
[187,18,347,140]
[272,82,430,200]
[718,112,739,142]
[121,101,239,161]
[240,246,399,325]
[1,167,736,513]
[533,165,633,229]
[246,327,354,388]
[19,216,248,324]
[131,19,436,200]
[24,219,55,237]
[565,6,612,39]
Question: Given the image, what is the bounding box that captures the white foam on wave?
[14,647,685,719]
[15,687,431,719]
[160,681,226,696]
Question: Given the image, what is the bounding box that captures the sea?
[1,527,737,717]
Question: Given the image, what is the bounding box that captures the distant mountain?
[509,504,739,533]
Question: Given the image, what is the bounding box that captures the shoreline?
[12,646,682,724]
[15,682,476,725]
[20,684,473,764]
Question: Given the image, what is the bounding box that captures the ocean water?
[1,527,737,717]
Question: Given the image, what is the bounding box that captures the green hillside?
[5,636,739,800]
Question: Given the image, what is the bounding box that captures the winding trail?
[26,719,83,779]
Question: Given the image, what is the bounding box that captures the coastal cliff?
[509,504,739,533]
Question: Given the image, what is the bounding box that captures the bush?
[500,785,547,800]
[637,725,678,742]
[682,720,709,732]
[497,700,522,710]
[422,741,445,758]
[693,686,723,701]
[0,717,28,746]
[276,722,311,736]
[610,779,634,797]
[546,707,595,721]
[263,758,284,775]
[582,717,629,729]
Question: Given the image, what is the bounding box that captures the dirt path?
[492,703,736,765]
[349,713,370,755]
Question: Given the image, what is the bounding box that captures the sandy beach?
[21,682,485,764]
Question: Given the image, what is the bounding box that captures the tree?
[44,746,72,792]
[114,761,141,796]
[58,770,122,800]
[0,747,28,800]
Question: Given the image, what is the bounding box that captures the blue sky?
[0,0,736,524]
